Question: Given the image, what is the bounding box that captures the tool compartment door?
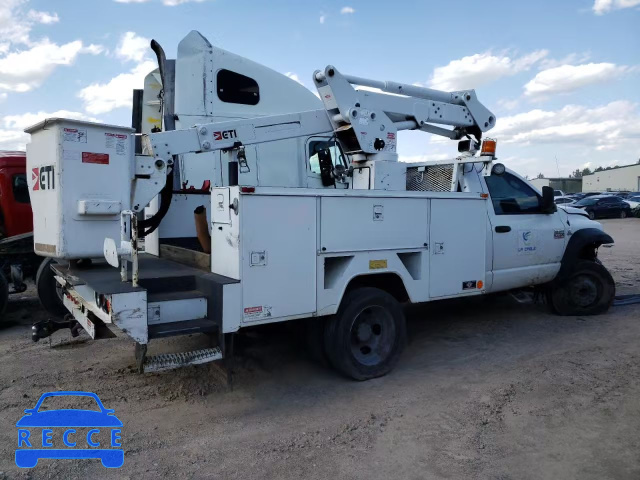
[240,194,317,323]
[429,199,486,298]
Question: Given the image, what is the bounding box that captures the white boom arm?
[313,65,495,157]
[148,65,496,167]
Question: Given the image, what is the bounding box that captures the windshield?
[575,198,598,206]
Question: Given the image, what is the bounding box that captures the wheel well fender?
[557,228,613,280]
[343,272,410,304]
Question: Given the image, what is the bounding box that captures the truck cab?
[0,152,32,238]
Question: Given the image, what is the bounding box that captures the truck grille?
[406,165,453,192]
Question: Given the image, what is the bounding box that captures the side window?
[12,174,30,204]
[308,139,345,174]
[216,69,259,105]
[485,173,542,215]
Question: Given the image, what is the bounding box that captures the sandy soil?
[0,218,639,479]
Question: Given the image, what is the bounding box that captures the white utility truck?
[25,31,614,379]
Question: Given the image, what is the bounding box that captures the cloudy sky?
[0,0,638,178]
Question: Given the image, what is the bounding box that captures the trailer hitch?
[32,315,83,342]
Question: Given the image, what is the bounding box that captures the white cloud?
[115,31,150,63]
[0,0,33,45]
[0,110,99,151]
[524,63,629,97]
[428,50,548,91]
[319,14,326,24]
[340,6,355,14]
[284,72,304,85]
[0,92,6,103]
[496,98,520,111]
[491,101,640,151]
[0,39,102,93]
[78,60,157,114]
[27,9,59,24]
[593,0,640,14]
[539,52,591,70]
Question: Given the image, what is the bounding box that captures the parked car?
[607,191,630,198]
[553,189,565,197]
[625,195,640,209]
[582,192,602,198]
[554,196,576,206]
[573,195,632,219]
[566,193,586,201]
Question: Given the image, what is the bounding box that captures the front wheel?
[588,210,596,220]
[620,210,627,219]
[324,287,406,380]
[548,260,615,316]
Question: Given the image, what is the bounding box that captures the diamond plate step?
[143,347,223,373]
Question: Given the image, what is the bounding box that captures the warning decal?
[82,152,109,165]
[243,305,272,320]
[105,132,128,155]
[63,127,87,143]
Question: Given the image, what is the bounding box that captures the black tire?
[0,272,9,318]
[588,210,596,220]
[324,287,406,380]
[620,210,627,219]
[548,260,615,316]
[36,258,66,317]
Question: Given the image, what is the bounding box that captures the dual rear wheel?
[307,287,407,381]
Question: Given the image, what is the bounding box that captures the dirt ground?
[0,218,639,479]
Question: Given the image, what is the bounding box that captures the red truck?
[0,151,63,317]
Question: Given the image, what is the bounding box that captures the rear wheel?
[548,260,615,316]
[36,258,66,317]
[324,287,406,380]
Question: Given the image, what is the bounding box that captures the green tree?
[581,167,592,176]
[537,172,544,179]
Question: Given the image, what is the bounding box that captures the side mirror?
[541,186,557,214]
[317,147,335,187]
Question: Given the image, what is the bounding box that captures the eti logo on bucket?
[15,391,123,468]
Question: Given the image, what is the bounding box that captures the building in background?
[582,164,640,192]
[530,177,583,193]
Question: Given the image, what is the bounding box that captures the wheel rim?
[568,273,601,308]
[589,211,595,219]
[349,306,395,366]
[621,211,627,218]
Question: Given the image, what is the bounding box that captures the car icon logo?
[16,391,123,468]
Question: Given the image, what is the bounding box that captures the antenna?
[555,155,560,177]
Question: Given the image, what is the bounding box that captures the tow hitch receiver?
[32,315,83,342]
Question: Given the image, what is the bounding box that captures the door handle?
[495,226,511,233]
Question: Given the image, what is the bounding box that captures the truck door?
[484,171,566,292]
